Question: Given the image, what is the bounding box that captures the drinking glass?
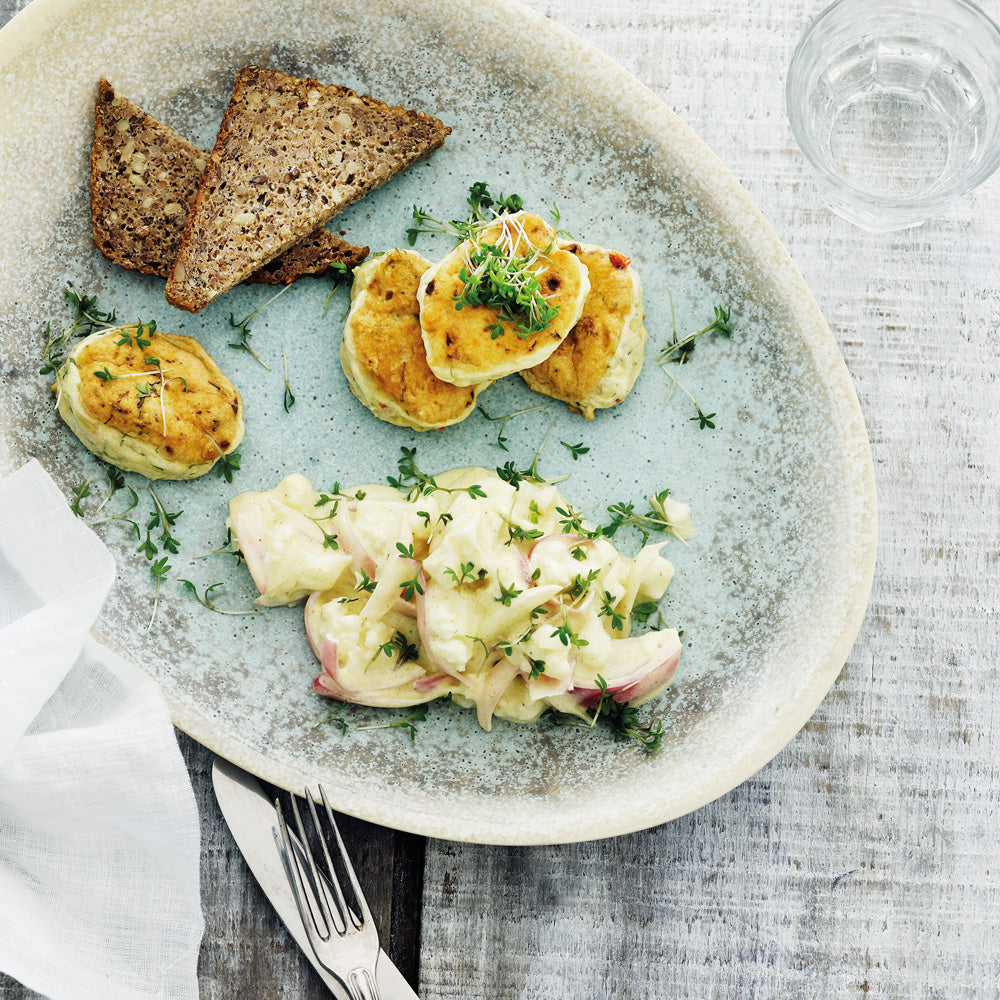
[786,0,1000,231]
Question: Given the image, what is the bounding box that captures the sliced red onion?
[569,632,682,708]
[332,503,376,576]
[476,654,521,731]
[227,494,271,595]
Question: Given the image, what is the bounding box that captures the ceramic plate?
[0,0,876,844]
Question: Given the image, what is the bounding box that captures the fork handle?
[347,967,380,1000]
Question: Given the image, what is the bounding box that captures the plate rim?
[0,0,878,844]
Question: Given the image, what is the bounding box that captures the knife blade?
[211,756,420,999]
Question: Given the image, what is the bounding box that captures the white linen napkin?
[0,460,204,1000]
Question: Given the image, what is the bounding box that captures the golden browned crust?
[521,244,636,409]
[417,214,589,386]
[90,79,369,284]
[71,328,242,467]
[343,250,482,427]
[165,67,451,312]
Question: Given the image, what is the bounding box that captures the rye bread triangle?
[90,79,368,284]
[165,66,452,313]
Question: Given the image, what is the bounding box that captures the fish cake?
[340,249,490,430]
[55,325,244,479]
[417,212,590,387]
[520,242,647,419]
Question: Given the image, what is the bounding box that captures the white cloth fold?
[0,460,204,1000]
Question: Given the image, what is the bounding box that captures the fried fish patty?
[520,242,647,419]
[416,212,590,386]
[55,325,244,479]
[340,249,490,430]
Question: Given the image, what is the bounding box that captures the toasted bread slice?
[90,79,368,284]
[165,67,451,312]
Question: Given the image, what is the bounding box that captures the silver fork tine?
[305,790,354,932]
[275,786,382,1000]
[275,796,331,939]
[318,785,373,931]
[288,792,342,938]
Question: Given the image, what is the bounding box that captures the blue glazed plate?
[0,0,876,844]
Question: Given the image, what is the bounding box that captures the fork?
[275,786,381,1000]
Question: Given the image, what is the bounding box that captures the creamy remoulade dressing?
[228,468,691,730]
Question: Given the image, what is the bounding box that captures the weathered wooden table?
[3,0,998,997]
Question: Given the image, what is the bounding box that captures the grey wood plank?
[417,2,1000,998]
[3,0,999,998]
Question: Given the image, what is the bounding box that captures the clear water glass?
[786,0,1000,231]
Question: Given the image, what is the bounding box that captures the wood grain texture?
[2,0,999,997]
[415,2,1000,999]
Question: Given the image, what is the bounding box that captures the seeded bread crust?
[165,66,451,313]
[90,79,368,284]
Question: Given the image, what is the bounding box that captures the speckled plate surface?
[0,0,876,844]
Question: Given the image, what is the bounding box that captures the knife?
[211,756,420,999]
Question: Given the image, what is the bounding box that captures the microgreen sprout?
[656,303,733,428]
[600,488,691,545]
[408,183,564,340]
[281,346,295,412]
[598,591,626,632]
[550,619,588,649]
[314,704,350,735]
[406,181,525,245]
[495,421,560,490]
[69,479,92,517]
[380,630,420,663]
[547,676,665,752]
[116,321,154,349]
[476,402,550,452]
[504,520,544,545]
[147,556,171,632]
[146,485,181,555]
[40,284,119,375]
[560,440,590,460]
[388,447,485,502]
[320,260,352,318]
[565,568,600,601]
[495,580,524,607]
[452,223,560,340]
[406,181,565,247]
[227,285,290,370]
[526,656,547,680]
[444,562,485,585]
[206,434,241,484]
[398,573,424,602]
[179,579,262,616]
[355,704,429,742]
[631,601,667,631]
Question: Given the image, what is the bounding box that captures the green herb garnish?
[560,440,590,460]
[281,346,295,412]
[657,303,733,429]
[380,630,420,663]
[40,284,119,375]
[179,579,262,616]
[495,581,524,607]
[356,704,429,742]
